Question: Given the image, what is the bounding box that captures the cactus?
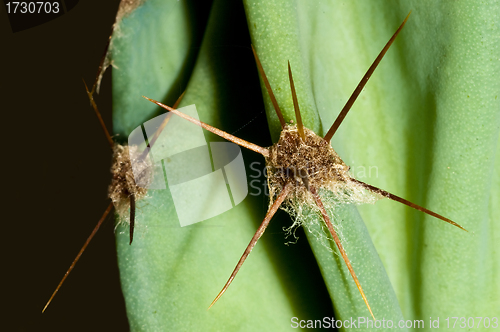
[109,0,499,331]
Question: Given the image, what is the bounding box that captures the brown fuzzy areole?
[108,144,150,221]
[266,125,361,206]
[266,124,382,253]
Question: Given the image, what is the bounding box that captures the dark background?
[2,1,128,331]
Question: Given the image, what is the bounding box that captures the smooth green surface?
[112,0,500,331]
[112,0,197,138]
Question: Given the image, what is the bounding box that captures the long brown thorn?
[350,178,467,231]
[310,186,375,320]
[83,79,114,149]
[288,62,306,141]
[42,202,114,313]
[143,96,270,158]
[324,12,411,143]
[251,45,286,128]
[208,183,293,309]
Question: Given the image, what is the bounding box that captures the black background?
[2,1,128,331]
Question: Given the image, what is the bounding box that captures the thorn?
[83,79,114,149]
[93,25,114,94]
[138,91,185,162]
[310,186,376,320]
[324,12,411,143]
[42,202,114,313]
[287,61,306,141]
[129,194,135,245]
[350,177,467,231]
[143,96,270,158]
[251,45,286,128]
[208,183,293,309]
